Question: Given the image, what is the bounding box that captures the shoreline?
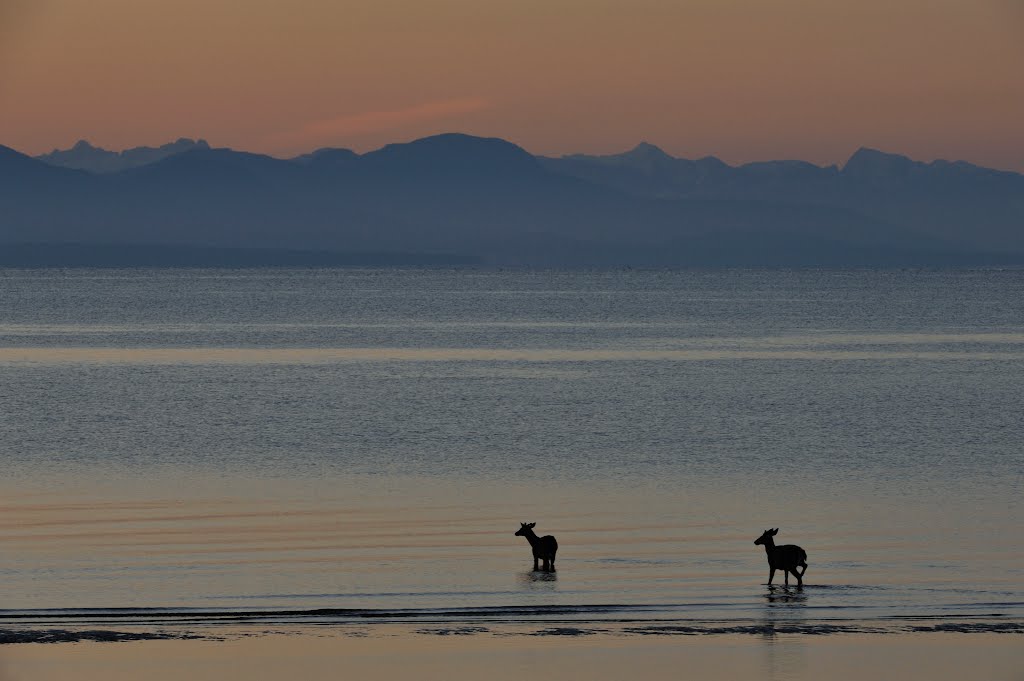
[2,604,1022,643]
[2,613,1023,643]
[2,628,1022,681]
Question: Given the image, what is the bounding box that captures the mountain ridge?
[37,137,211,173]
[3,133,1022,267]
[30,136,1023,183]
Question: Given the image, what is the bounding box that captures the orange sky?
[1,0,1022,169]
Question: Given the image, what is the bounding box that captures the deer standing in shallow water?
[754,528,808,586]
[515,522,558,572]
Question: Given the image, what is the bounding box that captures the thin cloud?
[266,97,490,152]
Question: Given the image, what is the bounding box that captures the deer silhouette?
[754,528,808,586]
[515,522,558,572]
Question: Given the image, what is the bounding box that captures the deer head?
[515,522,536,536]
[754,528,779,545]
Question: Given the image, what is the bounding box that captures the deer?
[514,522,558,572]
[754,528,808,587]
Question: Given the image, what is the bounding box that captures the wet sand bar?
[3,629,1023,681]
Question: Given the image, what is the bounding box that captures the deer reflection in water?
[764,584,807,604]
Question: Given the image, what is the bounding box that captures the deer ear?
[771,528,778,535]
[528,522,536,528]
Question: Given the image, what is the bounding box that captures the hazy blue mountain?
[290,147,359,165]
[36,138,210,173]
[2,134,1022,266]
[543,144,1024,253]
[0,144,102,244]
[543,143,734,199]
[2,144,84,184]
[835,148,1024,250]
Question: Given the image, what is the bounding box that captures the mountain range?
[1,133,1022,267]
[36,138,211,174]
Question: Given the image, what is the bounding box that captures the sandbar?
[2,627,1022,681]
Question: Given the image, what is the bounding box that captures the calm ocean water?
[0,268,1021,637]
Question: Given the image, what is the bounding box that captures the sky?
[1,0,1023,169]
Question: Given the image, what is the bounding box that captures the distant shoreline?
[2,243,1023,269]
[0,243,480,268]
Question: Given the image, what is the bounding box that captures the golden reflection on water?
[0,479,762,607]
[1,469,1020,617]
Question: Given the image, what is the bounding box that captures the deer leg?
[784,570,790,586]
[768,567,775,585]
[533,556,539,571]
[550,557,556,572]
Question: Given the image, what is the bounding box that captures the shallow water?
[0,268,1021,636]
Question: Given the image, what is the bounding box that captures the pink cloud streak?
[266,97,490,153]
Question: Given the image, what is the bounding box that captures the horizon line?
[13,133,1021,175]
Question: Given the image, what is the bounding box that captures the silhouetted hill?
[3,134,1023,266]
[36,138,210,173]
[836,148,1024,250]
[291,148,359,166]
[0,145,102,244]
[543,145,1024,253]
[842,147,1024,192]
[1,144,87,183]
[121,147,299,187]
[545,145,736,200]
